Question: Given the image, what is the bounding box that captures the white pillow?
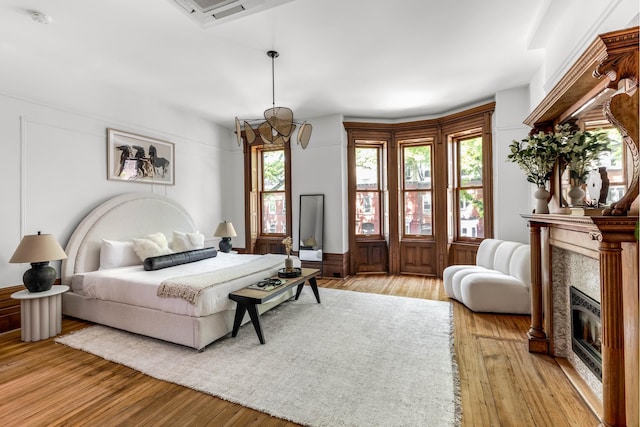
[99,239,140,270]
[145,232,170,249]
[132,232,172,261]
[172,231,205,252]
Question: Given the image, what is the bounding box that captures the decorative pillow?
[99,239,141,270]
[144,248,217,271]
[145,232,170,249]
[132,232,172,261]
[172,231,205,252]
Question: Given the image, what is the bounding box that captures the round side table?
[11,285,69,342]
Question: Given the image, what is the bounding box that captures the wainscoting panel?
[448,241,479,266]
[354,240,388,273]
[400,240,437,276]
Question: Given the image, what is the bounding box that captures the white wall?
[493,86,532,243]
[290,114,348,254]
[0,91,232,289]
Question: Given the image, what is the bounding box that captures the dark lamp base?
[23,262,56,292]
[219,237,232,253]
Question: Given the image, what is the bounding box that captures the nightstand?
[11,285,69,342]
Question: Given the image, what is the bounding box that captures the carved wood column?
[527,221,549,353]
[597,240,626,427]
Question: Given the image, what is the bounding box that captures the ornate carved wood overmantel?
[524,27,639,216]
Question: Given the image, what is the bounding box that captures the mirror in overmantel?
[558,97,631,210]
[299,194,324,265]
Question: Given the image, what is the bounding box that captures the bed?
[61,192,295,350]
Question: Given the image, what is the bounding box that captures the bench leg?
[309,277,321,303]
[231,304,247,337]
[246,304,265,344]
[295,278,321,303]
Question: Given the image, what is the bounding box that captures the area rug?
[56,288,460,426]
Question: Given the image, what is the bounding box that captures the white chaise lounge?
[443,239,531,314]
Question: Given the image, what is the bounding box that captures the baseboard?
[323,252,350,278]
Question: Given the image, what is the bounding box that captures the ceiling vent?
[171,0,295,27]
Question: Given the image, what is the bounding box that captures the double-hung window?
[260,148,287,235]
[448,131,486,241]
[401,139,433,237]
[355,144,383,236]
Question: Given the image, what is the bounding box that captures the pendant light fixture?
[235,50,312,149]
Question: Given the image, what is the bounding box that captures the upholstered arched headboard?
[61,193,197,285]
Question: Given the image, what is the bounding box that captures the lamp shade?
[9,232,67,264]
[303,235,318,248]
[214,221,237,238]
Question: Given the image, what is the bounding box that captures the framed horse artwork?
[107,128,175,185]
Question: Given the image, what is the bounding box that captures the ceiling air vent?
[171,0,295,27]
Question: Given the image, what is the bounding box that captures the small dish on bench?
[278,267,302,278]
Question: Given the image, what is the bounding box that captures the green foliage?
[404,145,431,185]
[507,124,611,187]
[460,137,482,185]
[263,150,285,191]
[507,126,566,187]
[561,129,610,184]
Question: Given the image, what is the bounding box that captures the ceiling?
[1,0,548,129]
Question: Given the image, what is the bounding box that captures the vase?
[534,187,550,214]
[284,257,294,272]
[568,185,585,207]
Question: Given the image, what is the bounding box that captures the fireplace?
[570,286,602,381]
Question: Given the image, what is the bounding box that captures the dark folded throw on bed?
[144,248,217,271]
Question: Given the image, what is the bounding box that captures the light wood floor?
[0,275,599,426]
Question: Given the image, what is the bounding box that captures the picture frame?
[107,128,175,185]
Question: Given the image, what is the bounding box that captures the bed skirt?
[62,290,294,350]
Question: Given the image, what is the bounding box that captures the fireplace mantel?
[522,213,638,426]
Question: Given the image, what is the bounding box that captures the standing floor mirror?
[298,194,324,272]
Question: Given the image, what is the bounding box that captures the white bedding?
[72,252,292,317]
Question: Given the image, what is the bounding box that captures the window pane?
[597,128,624,184]
[355,191,380,235]
[404,145,431,190]
[262,192,286,234]
[262,150,285,191]
[404,191,432,236]
[459,136,482,187]
[458,188,484,238]
[356,147,379,190]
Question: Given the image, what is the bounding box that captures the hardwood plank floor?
[0,275,599,426]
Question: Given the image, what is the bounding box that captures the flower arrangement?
[560,129,610,185]
[507,125,567,187]
[281,236,292,258]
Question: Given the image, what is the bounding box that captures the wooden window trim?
[242,135,292,253]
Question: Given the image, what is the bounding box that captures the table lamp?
[214,221,237,253]
[9,231,67,292]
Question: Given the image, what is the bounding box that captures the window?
[400,139,433,237]
[448,131,486,241]
[355,144,383,236]
[260,149,287,235]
